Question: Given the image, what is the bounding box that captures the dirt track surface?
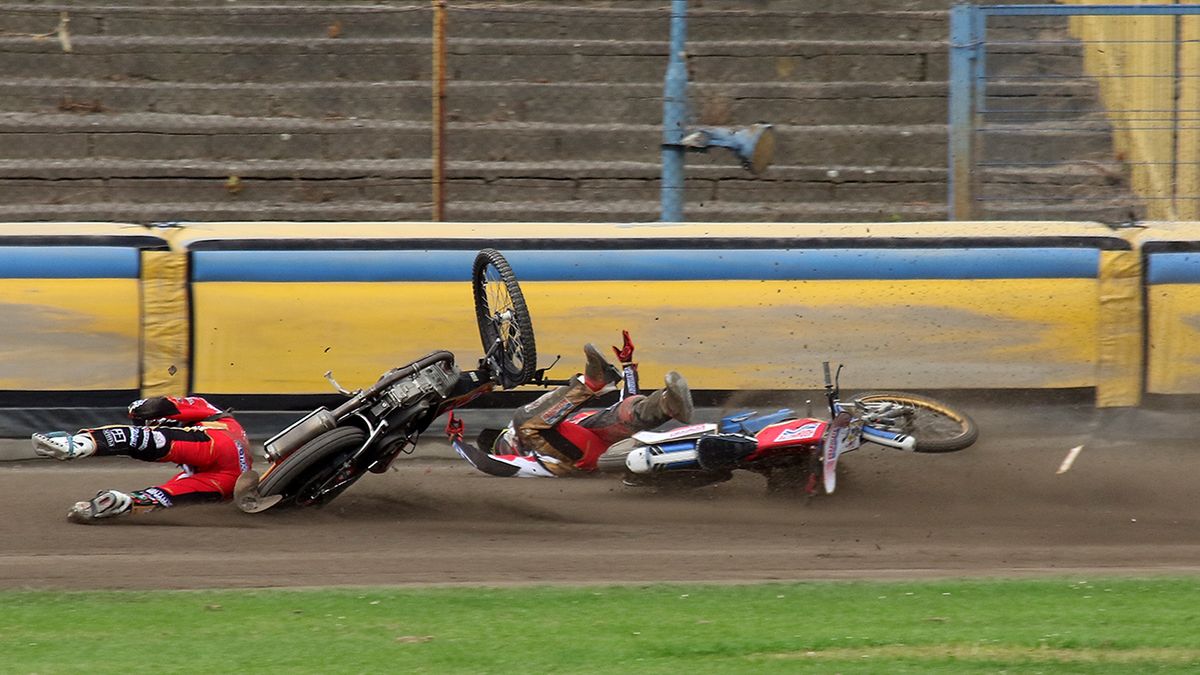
[3,403,1200,591]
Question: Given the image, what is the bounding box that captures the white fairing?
[861,427,916,451]
[631,423,717,445]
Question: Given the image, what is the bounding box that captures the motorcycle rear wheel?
[257,427,367,508]
[472,248,537,388]
[853,391,978,453]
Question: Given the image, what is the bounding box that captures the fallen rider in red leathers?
[449,331,694,477]
[31,396,251,524]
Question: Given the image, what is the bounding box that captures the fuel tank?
[753,418,826,452]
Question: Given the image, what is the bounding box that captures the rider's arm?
[445,414,558,478]
[451,438,559,478]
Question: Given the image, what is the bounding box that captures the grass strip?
[3,577,1200,673]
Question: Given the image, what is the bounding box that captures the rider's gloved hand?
[445,413,465,441]
[612,330,635,365]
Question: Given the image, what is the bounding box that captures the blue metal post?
[948,3,983,220]
[661,0,688,222]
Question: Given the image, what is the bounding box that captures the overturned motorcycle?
[597,362,978,495]
[234,248,537,512]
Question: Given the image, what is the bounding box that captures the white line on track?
[1057,445,1083,474]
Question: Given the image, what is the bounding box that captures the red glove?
[612,330,635,365]
[445,412,465,441]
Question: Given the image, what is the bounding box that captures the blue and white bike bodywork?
[604,363,977,495]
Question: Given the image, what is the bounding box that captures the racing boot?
[656,371,694,424]
[580,371,694,445]
[583,342,622,393]
[32,431,97,461]
[67,489,133,524]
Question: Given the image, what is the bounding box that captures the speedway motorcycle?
[234,248,537,512]
[597,363,978,495]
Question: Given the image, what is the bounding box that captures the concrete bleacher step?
[0,78,1101,126]
[0,1,1134,224]
[0,159,955,206]
[0,157,1123,215]
[0,195,1135,225]
[0,113,1120,167]
[4,4,954,42]
[0,198,951,224]
[3,2,1057,50]
[0,34,1081,84]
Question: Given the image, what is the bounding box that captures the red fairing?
[751,418,827,456]
[556,420,607,471]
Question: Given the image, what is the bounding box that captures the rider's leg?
[45,426,235,522]
[35,424,216,463]
[509,344,620,472]
[579,371,694,445]
[66,482,223,523]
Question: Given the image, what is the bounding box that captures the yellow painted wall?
[0,221,1160,406]
[1135,222,1200,394]
[191,282,477,394]
[176,221,1140,405]
[0,278,140,390]
[1147,284,1200,392]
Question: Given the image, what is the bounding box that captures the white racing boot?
[32,432,97,461]
[67,489,133,524]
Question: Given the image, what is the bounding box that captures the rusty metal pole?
[432,0,447,221]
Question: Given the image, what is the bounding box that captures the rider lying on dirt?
[32,396,250,524]
[451,332,694,477]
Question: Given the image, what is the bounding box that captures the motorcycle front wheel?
[472,248,537,388]
[257,427,367,508]
[853,391,979,453]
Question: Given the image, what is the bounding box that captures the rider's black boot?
[579,371,694,444]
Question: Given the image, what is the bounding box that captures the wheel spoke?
[483,262,524,373]
[473,249,537,388]
[911,408,963,439]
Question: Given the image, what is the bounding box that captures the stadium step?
[0,1,1137,224]
[0,78,1102,126]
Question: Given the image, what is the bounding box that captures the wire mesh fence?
[950,3,1200,223]
[0,1,947,223]
[6,1,1188,224]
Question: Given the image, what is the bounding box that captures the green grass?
[4,578,1200,673]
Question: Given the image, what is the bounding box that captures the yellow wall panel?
[0,279,140,390]
[520,279,1100,391]
[191,282,481,394]
[1147,284,1200,393]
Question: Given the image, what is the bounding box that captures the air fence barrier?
[0,220,1172,445]
[1136,222,1200,396]
[950,3,1200,222]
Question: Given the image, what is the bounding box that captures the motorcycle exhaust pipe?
[263,407,338,462]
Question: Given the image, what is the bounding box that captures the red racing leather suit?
[83,396,251,511]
